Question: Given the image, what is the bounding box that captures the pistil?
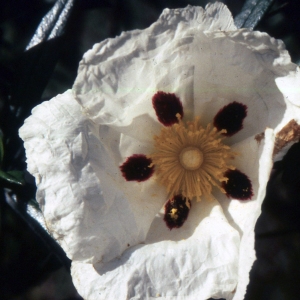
[179,147,203,170]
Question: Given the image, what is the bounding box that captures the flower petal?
[215,129,275,300]
[275,68,300,107]
[73,13,297,149]
[19,91,166,264]
[72,3,236,129]
[191,30,297,145]
[71,200,240,300]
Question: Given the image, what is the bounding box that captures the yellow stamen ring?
[149,115,236,202]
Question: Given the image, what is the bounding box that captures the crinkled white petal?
[217,129,275,300]
[73,3,235,130]
[73,3,298,146]
[192,29,295,145]
[19,90,166,264]
[72,201,239,300]
[275,67,300,107]
[69,128,275,300]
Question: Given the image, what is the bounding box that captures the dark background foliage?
[0,0,300,299]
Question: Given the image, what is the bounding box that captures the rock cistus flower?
[19,2,300,299]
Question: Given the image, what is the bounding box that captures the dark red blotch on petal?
[152,91,184,126]
[164,195,191,230]
[213,101,247,136]
[120,154,154,182]
[222,169,253,200]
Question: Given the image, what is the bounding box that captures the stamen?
[149,116,236,201]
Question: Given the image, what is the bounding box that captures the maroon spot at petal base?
[164,195,191,230]
[213,101,247,136]
[222,169,253,200]
[152,91,184,126]
[120,154,154,182]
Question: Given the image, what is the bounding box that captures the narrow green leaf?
[234,0,274,29]
[28,198,41,211]
[0,170,25,185]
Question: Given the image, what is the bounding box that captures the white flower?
[19,2,300,300]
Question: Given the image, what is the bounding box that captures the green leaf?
[234,0,274,29]
[28,198,41,211]
[0,170,25,186]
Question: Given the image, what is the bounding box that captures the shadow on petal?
[116,114,161,146]
[87,200,240,299]
[93,199,219,275]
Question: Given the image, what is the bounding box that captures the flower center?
[149,115,236,202]
[179,147,203,170]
